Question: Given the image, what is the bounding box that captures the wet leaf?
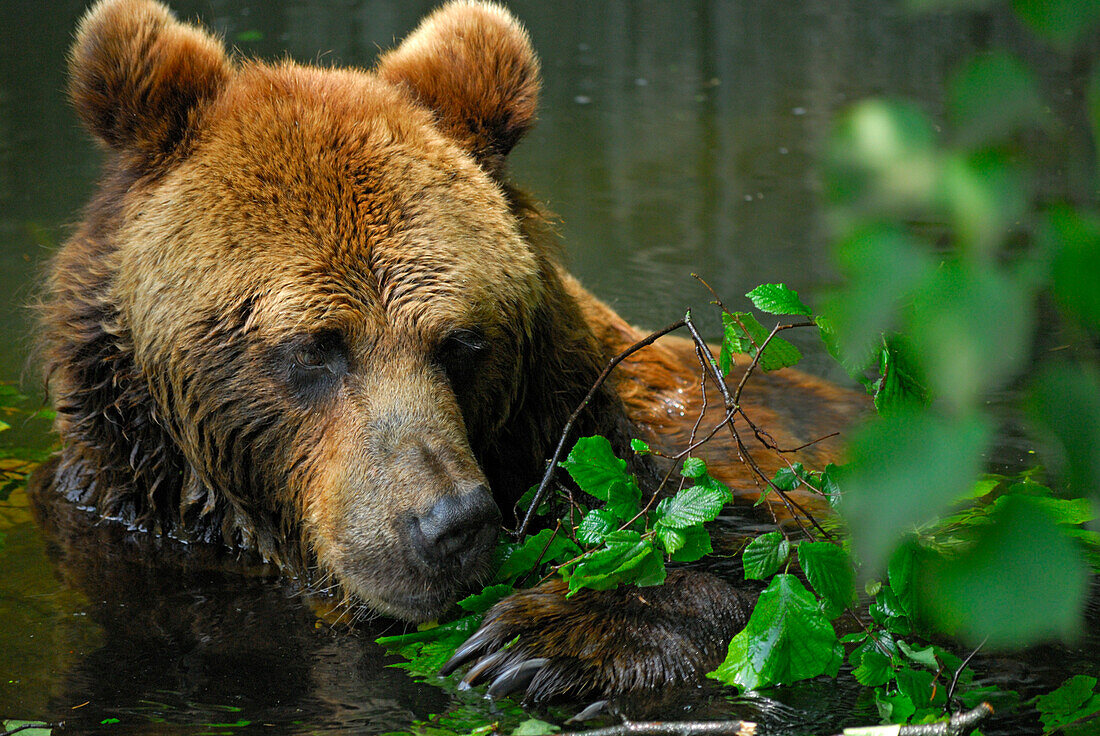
[563,532,665,594]
[852,649,893,687]
[560,436,641,520]
[797,541,855,616]
[1035,675,1100,733]
[721,312,802,374]
[576,508,619,545]
[654,483,728,529]
[742,531,790,580]
[496,529,581,583]
[746,283,811,316]
[668,524,713,562]
[512,718,560,735]
[457,584,513,614]
[709,574,843,690]
[771,463,805,492]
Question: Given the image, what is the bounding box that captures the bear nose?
[410,485,501,565]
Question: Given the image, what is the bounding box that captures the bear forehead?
[116,60,542,339]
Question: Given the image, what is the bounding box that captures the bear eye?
[436,328,489,386]
[293,345,328,370]
[283,331,348,401]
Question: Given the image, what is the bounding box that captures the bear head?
[43,0,625,621]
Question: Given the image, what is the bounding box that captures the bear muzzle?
[408,484,501,567]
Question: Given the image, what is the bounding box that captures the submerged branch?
[563,720,758,736]
[559,704,992,736]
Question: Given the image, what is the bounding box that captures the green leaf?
[560,435,629,499]
[820,463,844,509]
[820,225,934,371]
[888,540,921,621]
[512,718,560,736]
[896,666,939,712]
[655,525,686,556]
[1042,205,1100,329]
[938,150,1029,257]
[797,541,855,616]
[1035,675,1100,732]
[948,51,1044,148]
[708,574,843,690]
[457,584,513,614]
[826,99,939,217]
[745,283,811,316]
[1,723,51,736]
[376,616,482,675]
[1029,363,1100,498]
[669,524,713,562]
[842,411,992,573]
[576,508,619,545]
[654,483,728,529]
[630,438,651,454]
[852,649,893,687]
[1090,67,1100,176]
[874,338,928,416]
[496,529,581,583]
[897,640,938,669]
[742,531,790,580]
[875,688,916,724]
[1012,0,1100,49]
[564,532,665,594]
[559,436,641,520]
[919,495,1091,646]
[721,311,802,373]
[905,261,1034,414]
[680,456,707,479]
[770,463,805,492]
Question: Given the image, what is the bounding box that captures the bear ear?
[69,0,230,162]
[376,1,540,178]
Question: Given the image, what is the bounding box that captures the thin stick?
[564,720,758,736]
[516,318,687,538]
[682,316,831,540]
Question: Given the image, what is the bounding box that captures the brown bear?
[36,0,863,705]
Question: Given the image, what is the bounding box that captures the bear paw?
[440,569,750,704]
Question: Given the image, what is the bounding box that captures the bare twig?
[1,724,59,736]
[943,638,987,713]
[563,719,758,736]
[681,315,831,540]
[842,703,993,736]
[516,318,687,538]
[565,706,993,736]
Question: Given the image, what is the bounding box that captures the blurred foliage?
[821,0,1100,652]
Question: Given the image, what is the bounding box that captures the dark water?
[0,1,1095,734]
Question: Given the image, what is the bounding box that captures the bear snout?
[409,485,501,567]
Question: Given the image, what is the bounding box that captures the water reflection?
[0,0,1094,733]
